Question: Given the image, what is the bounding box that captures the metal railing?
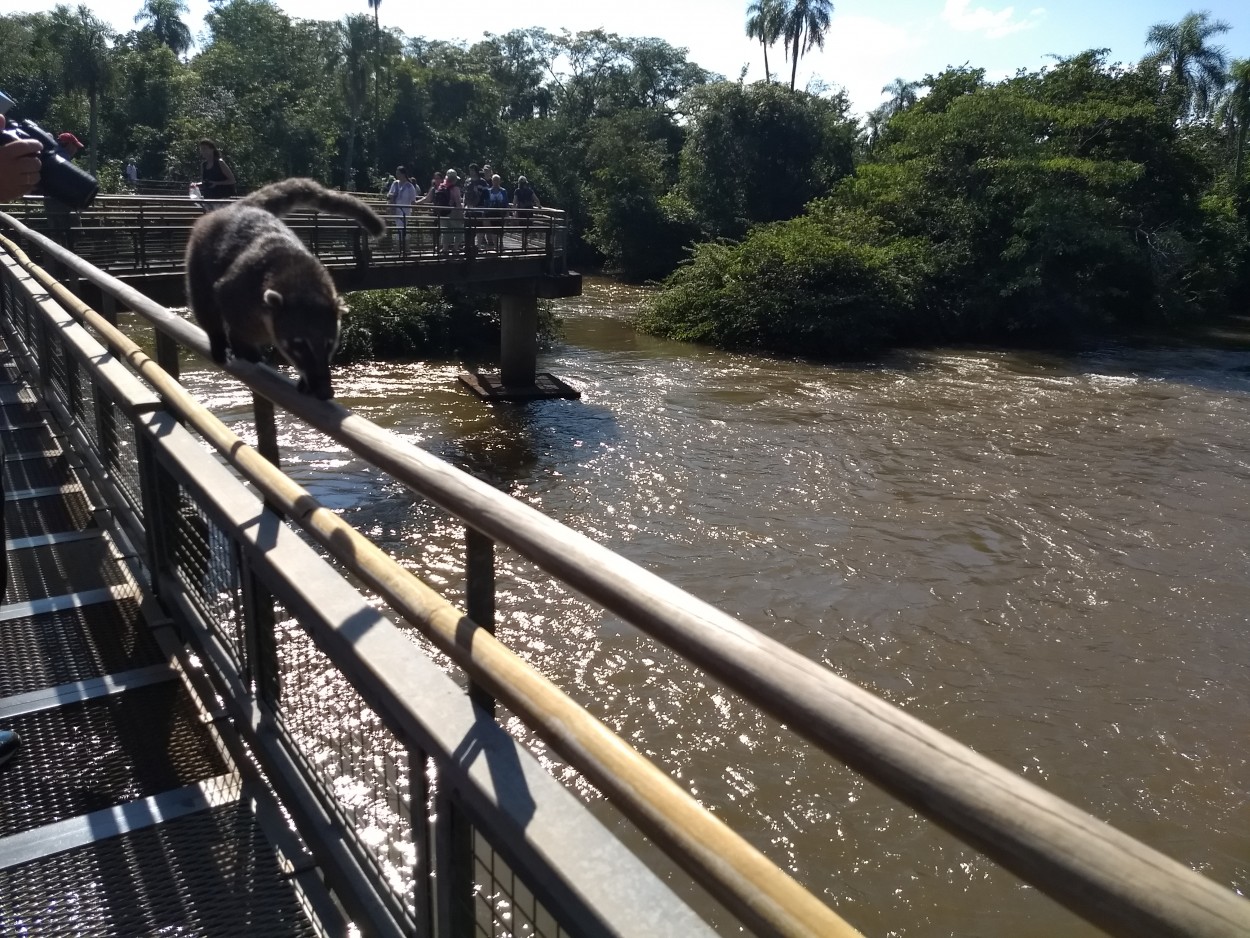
[2,212,1248,938]
[10,194,571,280]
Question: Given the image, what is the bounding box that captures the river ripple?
[175,280,1249,937]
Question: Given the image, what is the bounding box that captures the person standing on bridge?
[198,139,236,202]
[385,165,419,253]
[0,113,39,768]
[438,169,464,255]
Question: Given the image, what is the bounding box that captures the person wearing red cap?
[56,132,84,158]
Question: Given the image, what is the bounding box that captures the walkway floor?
[0,333,327,936]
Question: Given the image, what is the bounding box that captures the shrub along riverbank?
[641,53,1250,358]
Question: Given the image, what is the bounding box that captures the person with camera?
[0,111,37,769]
[0,114,43,202]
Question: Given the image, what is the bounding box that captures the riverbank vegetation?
[1,4,1247,355]
[337,287,559,363]
[641,10,1250,356]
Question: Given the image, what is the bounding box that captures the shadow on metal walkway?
[0,334,327,937]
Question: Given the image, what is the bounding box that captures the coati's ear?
[264,289,284,308]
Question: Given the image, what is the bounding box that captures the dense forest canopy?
[1,2,1248,352]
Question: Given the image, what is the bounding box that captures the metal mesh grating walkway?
[0,333,328,938]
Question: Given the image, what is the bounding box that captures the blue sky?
[17,0,1250,114]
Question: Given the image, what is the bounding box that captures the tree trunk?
[1235,119,1246,184]
[762,39,770,84]
[87,87,98,176]
[790,33,800,91]
[343,118,357,191]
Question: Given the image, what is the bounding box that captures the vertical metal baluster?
[135,434,177,602]
[433,787,475,938]
[465,527,496,716]
[155,330,180,382]
[410,750,434,937]
[241,553,280,704]
[253,392,280,468]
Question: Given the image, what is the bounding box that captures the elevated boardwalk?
[0,335,332,936]
[7,194,583,307]
[1,215,1248,938]
[11,193,583,400]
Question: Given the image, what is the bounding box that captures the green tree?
[584,109,696,280]
[745,0,786,85]
[1216,58,1250,182]
[880,77,919,118]
[336,15,373,189]
[783,0,832,92]
[676,80,856,239]
[47,4,114,176]
[134,0,192,58]
[1144,11,1230,123]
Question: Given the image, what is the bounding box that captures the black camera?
[0,91,98,210]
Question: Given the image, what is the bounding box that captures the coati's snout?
[266,289,341,400]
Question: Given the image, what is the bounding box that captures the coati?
[184,178,385,400]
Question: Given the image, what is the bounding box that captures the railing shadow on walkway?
[2,210,1248,938]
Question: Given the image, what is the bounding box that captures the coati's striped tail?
[242,178,386,237]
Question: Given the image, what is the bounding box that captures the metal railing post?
[155,330,180,381]
[241,555,281,704]
[433,787,475,938]
[410,751,435,937]
[253,392,281,468]
[465,528,496,716]
[135,434,178,601]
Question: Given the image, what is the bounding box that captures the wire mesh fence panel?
[271,604,419,929]
[471,826,567,938]
[169,484,247,670]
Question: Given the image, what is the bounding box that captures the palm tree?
[783,0,833,92]
[336,15,373,190]
[1144,11,1231,123]
[1216,58,1250,182]
[48,5,113,177]
[745,0,787,85]
[366,0,382,122]
[134,0,192,58]
[880,77,919,118]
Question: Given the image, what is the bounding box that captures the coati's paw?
[231,344,263,363]
[208,337,228,365]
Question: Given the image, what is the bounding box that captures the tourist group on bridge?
[385,162,543,255]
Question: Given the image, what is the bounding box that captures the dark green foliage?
[676,81,857,241]
[646,51,1250,356]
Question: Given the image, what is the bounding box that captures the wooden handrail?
[3,213,1248,938]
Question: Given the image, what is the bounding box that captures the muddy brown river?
[174,278,1249,936]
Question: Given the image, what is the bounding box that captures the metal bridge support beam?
[499,293,538,389]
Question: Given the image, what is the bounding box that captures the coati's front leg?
[186,267,229,364]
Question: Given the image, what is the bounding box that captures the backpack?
[432,185,452,216]
[466,177,489,208]
[515,185,535,209]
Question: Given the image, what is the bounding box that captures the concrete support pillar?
[499,293,538,388]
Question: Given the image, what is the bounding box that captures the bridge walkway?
[0,334,334,936]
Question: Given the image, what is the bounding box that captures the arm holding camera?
[0,115,42,202]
